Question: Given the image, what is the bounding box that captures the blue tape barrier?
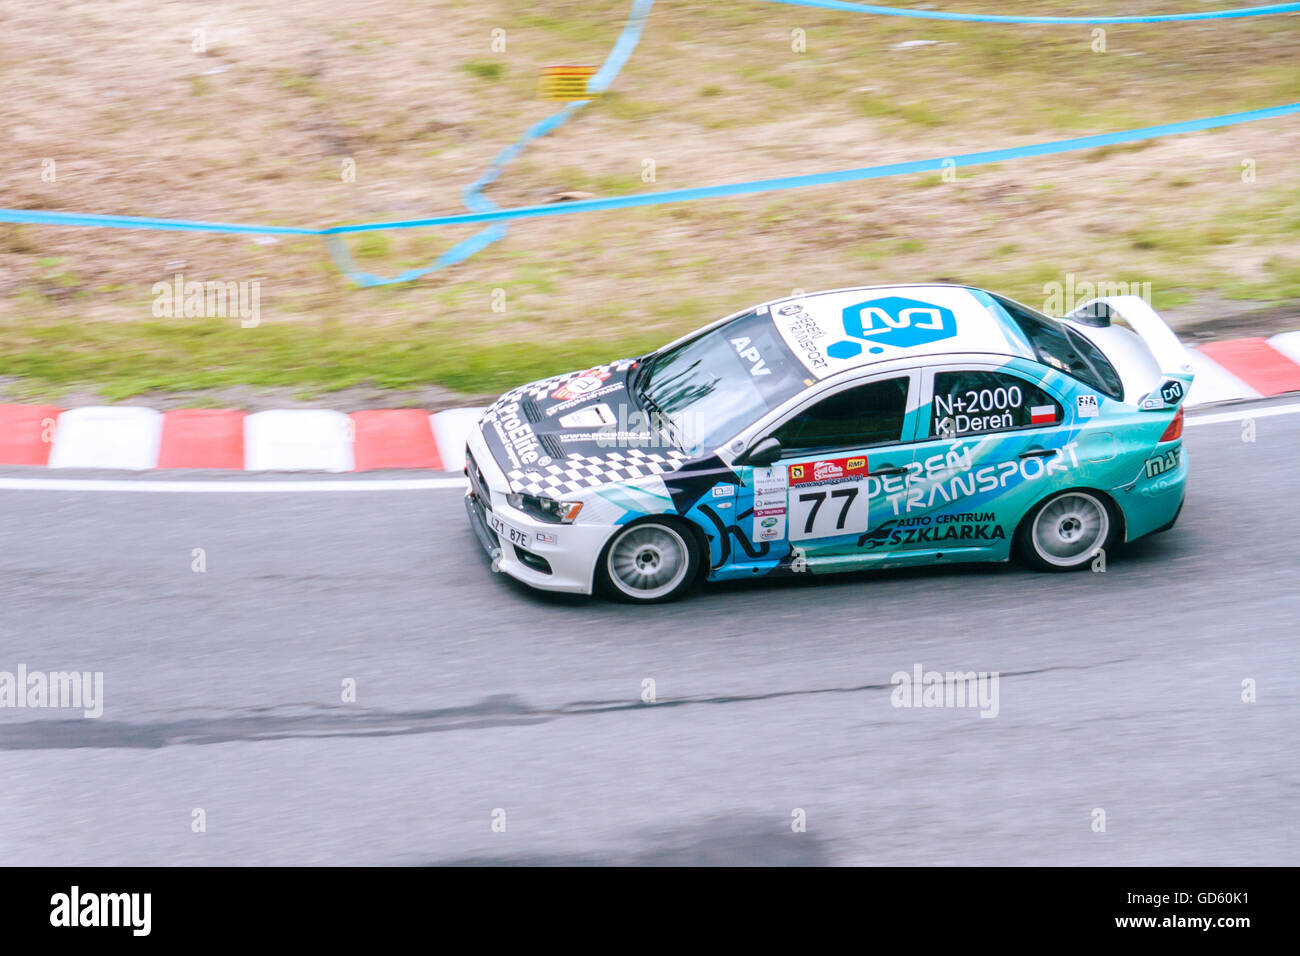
[4,101,1297,242]
[325,0,656,286]
[754,1,1300,24]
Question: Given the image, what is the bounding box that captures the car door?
[877,362,1072,558]
[730,371,920,573]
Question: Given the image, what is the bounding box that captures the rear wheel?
[1018,490,1114,571]
[598,519,699,603]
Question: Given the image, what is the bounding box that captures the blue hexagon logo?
[835,296,957,351]
[825,340,863,360]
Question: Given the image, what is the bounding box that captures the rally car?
[464,285,1191,602]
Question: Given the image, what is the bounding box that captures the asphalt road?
[1,399,1296,865]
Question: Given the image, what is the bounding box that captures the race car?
[464,284,1191,602]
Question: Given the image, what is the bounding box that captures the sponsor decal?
[545,381,625,416]
[751,466,788,543]
[1160,380,1185,405]
[788,456,868,486]
[935,384,1038,434]
[872,441,1081,516]
[1075,395,1099,418]
[731,336,771,376]
[1031,404,1058,424]
[491,401,544,467]
[771,310,832,376]
[826,296,958,360]
[1144,445,1180,479]
[777,303,803,316]
[760,516,779,528]
[535,531,557,544]
[558,405,617,429]
[551,368,612,401]
[785,456,870,540]
[862,513,1006,550]
[561,430,659,443]
[711,484,735,498]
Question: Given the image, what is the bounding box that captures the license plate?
[488,511,530,548]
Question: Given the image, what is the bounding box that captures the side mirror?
[737,436,782,467]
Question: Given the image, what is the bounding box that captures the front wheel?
[1017,490,1115,572]
[597,519,700,603]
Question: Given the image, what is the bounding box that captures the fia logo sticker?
[1076,394,1099,418]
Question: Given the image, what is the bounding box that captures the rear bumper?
[1117,443,1188,542]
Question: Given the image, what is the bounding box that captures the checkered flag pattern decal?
[507,448,691,496]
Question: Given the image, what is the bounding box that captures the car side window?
[994,296,1124,399]
[930,370,1061,438]
[772,377,909,453]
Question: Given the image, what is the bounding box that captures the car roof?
[757,284,1038,379]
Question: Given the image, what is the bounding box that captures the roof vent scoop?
[1066,300,1114,328]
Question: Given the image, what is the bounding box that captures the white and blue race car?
[464,285,1191,602]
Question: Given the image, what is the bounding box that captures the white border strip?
[0,477,466,493]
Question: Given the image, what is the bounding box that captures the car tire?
[597,518,700,603]
[1016,490,1116,572]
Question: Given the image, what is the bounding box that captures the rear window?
[995,296,1124,399]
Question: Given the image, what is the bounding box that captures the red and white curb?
[2,332,1299,473]
[0,406,489,472]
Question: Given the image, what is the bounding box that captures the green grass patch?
[0,318,665,401]
[459,60,504,80]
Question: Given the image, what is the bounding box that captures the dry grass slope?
[1,0,1298,403]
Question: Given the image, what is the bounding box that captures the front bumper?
[463,427,610,596]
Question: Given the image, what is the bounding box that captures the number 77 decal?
[787,457,871,542]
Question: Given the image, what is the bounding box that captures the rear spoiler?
[1066,295,1194,411]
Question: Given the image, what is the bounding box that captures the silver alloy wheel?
[1031,492,1110,567]
[605,522,691,600]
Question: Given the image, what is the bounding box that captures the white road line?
[1185,401,1300,427]
[1,401,1298,492]
[0,477,466,492]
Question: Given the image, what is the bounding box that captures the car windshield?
[638,310,808,453]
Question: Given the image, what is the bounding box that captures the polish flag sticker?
[1030,405,1056,424]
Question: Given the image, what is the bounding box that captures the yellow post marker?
[540,65,599,101]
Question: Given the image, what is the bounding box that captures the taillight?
[1160,406,1184,442]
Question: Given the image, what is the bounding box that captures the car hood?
[476,359,694,494]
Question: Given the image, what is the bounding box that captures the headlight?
[506,493,583,524]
